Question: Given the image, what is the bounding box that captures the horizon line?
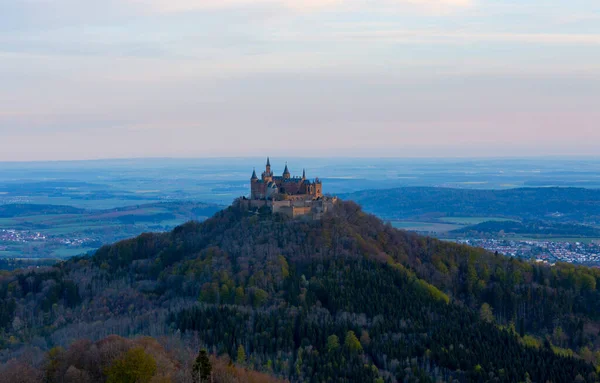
[2,154,600,164]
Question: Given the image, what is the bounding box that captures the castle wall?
[281,181,301,195]
[240,196,337,220]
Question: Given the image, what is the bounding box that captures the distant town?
[455,238,600,265]
[0,228,99,258]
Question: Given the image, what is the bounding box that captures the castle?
[250,157,322,200]
[244,158,336,219]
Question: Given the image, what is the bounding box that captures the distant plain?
[1,157,600,261]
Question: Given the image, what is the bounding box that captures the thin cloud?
[335,30,600,45]
[129,0,474,13]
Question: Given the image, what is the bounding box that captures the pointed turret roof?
[283,162,290,175]
[302,168,306,179]
[251,168,258,180]
[266,157,271,167]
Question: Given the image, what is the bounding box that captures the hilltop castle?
[250,157,322,200]
[244,158,335,219]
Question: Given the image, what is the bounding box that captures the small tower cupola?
[283,162,291,179]
[251,168,258,181]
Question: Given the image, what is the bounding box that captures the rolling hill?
[1,200,600,382]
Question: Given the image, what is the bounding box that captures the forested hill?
[2,200,600,382]
[340,187,600,222]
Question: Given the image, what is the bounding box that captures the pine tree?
[192,349,212,383]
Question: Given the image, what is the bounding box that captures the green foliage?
[106,347,157,383]
[326,335,340,352]
[521,335,542,349]
[252,288,269,307]
[415,279,450,304]
[279,255,290,279]
[344,331,362,353]
[480,303,494,323]
[236,344,246,365]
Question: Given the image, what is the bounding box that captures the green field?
[0,250,22,257]
[510,237,600,244]
[439,217,519,225]
[51,248,97,258]
[390,221,465,233]
[25,197,164,210]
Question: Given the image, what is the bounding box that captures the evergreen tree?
[192,349,212,383]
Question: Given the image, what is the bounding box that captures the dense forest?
[341,187,600,223]
[1,200,600,382]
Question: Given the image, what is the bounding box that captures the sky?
[1,0,599,161]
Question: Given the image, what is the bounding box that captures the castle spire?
[302,168,306,180]
[283,162,290,179]
[251,168,258,181]
[265,157,271,177]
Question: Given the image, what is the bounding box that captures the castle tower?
[262,157,273,182]
[250,168,258,199]
[315,177,323,198]
[283,163,291,180]
[302,169,306,180]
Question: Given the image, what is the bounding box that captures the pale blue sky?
[1,0,599,160]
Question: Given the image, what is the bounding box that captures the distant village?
[0,228,96,257]
[456,238,600,265]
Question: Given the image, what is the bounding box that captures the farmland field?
[439,217,520,225]
[0,202,223,260]
[390,221,465,233]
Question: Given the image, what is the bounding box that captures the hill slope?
[1,200,600,382]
